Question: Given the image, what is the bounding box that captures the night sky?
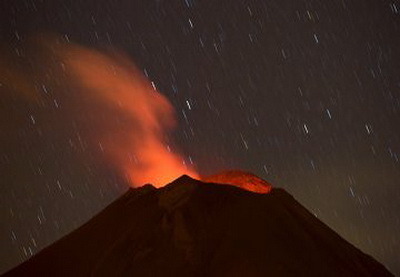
[1,0,399,274]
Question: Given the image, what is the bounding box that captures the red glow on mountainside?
[203,170,272,193]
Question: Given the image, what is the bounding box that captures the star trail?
[1,0,399,274]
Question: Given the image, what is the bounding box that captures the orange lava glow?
[58,42,198,187]
[203,170,272,194]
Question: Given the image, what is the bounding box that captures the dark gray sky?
[1,0,399,274]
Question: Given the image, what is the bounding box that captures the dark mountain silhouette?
[3,172,393,276]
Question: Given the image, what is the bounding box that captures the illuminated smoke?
[1,36,198,187]
[58,42,198,187]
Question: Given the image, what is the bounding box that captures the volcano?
[3,171,393,276]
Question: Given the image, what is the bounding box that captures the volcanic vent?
[202,170,272,193]
[4,171,393,277]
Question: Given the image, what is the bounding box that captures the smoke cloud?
[1,35,197,187]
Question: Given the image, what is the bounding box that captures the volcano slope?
[3,173,393,276]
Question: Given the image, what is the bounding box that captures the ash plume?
[0,35,197,187]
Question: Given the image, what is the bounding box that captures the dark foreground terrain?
[3,172,393,276]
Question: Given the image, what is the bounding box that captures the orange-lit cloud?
[2,36,197,187]
[57,42,198,187]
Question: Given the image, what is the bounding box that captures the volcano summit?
[3,171,393,276]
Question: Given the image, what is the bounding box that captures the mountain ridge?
[3,172,393,276]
